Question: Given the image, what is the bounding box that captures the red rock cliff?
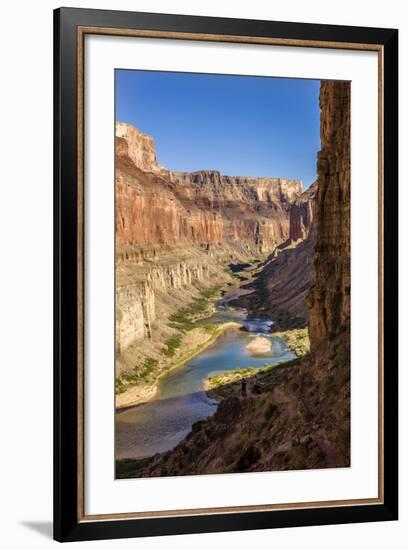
[307,81,350,350]
[115,123,303,258]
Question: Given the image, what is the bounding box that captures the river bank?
[116,320,242,409]
[115,281,231,409]
[273,328,310,357]
[116,324,296,459]
[116,261,264,410]
[203,327,309,401]
[204,356,300,400]
[228,241,313,331]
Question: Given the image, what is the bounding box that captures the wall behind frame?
[0,0,405,549]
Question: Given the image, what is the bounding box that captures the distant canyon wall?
[242,180,317,328]
[289,181,317,242]
[116,122,302,257]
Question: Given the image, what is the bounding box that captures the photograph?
[114,70,351,479]
[0,1,401,546]
[51,6,398,543]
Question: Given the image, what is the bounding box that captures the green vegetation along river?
[116,300,296,460]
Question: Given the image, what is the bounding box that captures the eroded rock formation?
[289,181,317,242]
[116,123,302,257]
[233,181,317,328]
[119,80,351,476]
[307,81,351,350]
[115,122,303,375]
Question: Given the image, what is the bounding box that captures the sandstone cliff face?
[116,122,168,175]
[289,181,317,242]
[115,149,225,252]
[116,281,155,352]
[307,81,350,350]
[116,250,216,349]
[116,123,302,257]
[170,171,302,206]
[238,79,349,336]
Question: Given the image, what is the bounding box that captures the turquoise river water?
[115,304,295,459]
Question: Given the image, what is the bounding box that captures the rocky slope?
[118,80,351,476]
[232,181,317,328]
[115,122,303,397]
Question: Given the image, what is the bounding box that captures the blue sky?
[116,70,320,189]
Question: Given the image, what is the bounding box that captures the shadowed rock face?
[118,80,351,477]
[170,171,302,207]
[232,181,317,328]
[307,81,350,350]
[251,235,315,328]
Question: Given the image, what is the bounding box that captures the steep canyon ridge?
[116,79,350,475]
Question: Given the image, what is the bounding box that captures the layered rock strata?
[233,181,317,328]
[307,81,351,349]
[116,123,302,258]
[115,122,303,373]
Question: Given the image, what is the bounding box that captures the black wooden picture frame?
[54,7,398,542]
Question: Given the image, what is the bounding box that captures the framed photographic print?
[54,7,398,542]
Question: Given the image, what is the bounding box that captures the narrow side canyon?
[232,180,317,328]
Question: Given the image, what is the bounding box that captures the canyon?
[232,180,317,328]
[116,122,301,256]
[115,121,308,406]
[117,79,351,476]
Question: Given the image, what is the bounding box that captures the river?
[116,294,295,460]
